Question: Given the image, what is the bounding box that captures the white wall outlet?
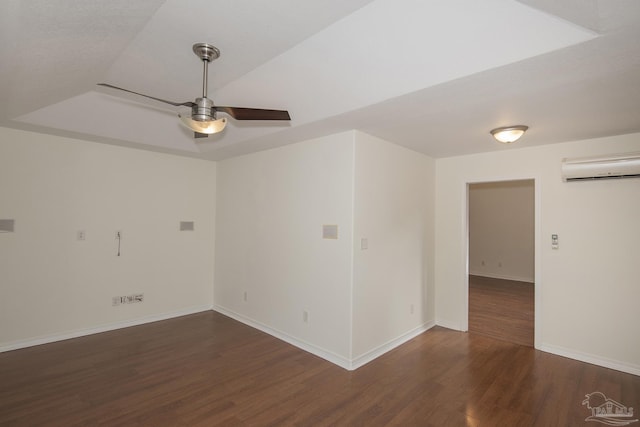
[243,291,248,302]
[552,234,559,249]
[77,230,86,241]
[303,310,309,323]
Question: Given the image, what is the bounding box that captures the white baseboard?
[469,271,534,283]
[0,305,213,353]
[350,321,436,370]
[538,343,640,377]
[214,305,435,371]
[435,318,464,331]
[213,305,353,370]
[433,321,638,376]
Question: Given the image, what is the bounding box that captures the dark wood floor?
[1,311,638,426]
[469,275,534,347]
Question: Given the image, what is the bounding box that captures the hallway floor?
[469,275,534,346]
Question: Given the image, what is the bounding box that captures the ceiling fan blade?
[215,106,291,121]
[97,83,195,108]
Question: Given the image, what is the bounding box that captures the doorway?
[467,180,535,346]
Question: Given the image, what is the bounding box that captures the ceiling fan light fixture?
[178,114,227,134]
[490,125,528,143]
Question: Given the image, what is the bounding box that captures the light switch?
[361,238,368,250]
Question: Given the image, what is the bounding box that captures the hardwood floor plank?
[469,275,534,346]
[1,311,638,426]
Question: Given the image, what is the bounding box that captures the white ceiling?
[1,0,640,160]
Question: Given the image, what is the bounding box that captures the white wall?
[7,124,635,376]
[469,180,534,282]
[214,130,436,368]
[0,127,216,350]
[352,132,435,361]
[435,133,640,374]
[214,132,355,364]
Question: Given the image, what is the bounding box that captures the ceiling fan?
[98,43,291,138]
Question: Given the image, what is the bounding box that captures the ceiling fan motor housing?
[192,97,215,121]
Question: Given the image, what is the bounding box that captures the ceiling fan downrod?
[192,43,221,122]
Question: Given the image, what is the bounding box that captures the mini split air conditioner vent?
[561,152,640,182]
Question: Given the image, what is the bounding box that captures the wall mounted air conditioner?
[561,152,640,182]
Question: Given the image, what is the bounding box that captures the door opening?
[467,180,535,346]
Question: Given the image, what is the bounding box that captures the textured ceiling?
[1,0,640,160]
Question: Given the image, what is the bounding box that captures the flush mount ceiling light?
[490,125,529,144]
